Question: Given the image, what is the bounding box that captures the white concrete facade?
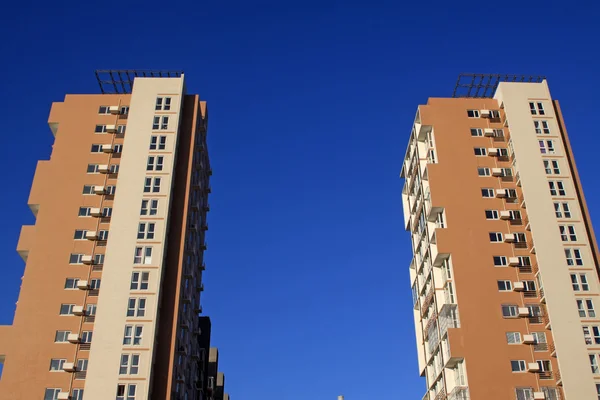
[84,76,186,399]
[495,81,599,399]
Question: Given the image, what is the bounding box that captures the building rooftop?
[94,69,184,94]
[452,73,546,98]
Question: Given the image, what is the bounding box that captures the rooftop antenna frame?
[452,73,546,98]
[94,69,184,94]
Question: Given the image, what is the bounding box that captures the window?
[54,330,71,343]
[98,230,109,241]
[549,181,566,196]
[76,359,88,376]
[467,110,480,118]
[144,177,161,193]
[94,124,107,133]
[133,247,153,264]
[87,164,100,174]
[591,354,600,374]
[489,232,503,242]
[470,128,483,137]
[64,278,80,289]
[106,185,117,195]
[509,210,522,220]
[117,125,126,134]
[155,97,172,111]
[127,298,147,317]
[150,135,167,150]
[485,210,499,220]
[103,207,113,217]
[110,164,120,174]
[559,225,577,241]
[578,299,596,318]
[529,102,545,115]
[49,358,66,371]
[523,280,536,291]
[98,106,111,114]
[72,389,84,400]
[44,389,62,400]
[506,332,522,344]
[481,188,494,198]
[493,129,504,138]
[90,144,103,153]
[534,120,551,134]
[543,160,560,175]
[477,167,490,176]
[119,354,140,375]
[554,202,571,218]
[69,253,84,264]
[565,248,584,266]
[82,185,95,195]
[86,304,97,316]
[152,116,169,130]
[514,232,527,244]
[474,147,487,156]
[518,256,532,267]
[120,105,130,115]
[146,156,164,171]
[94,254,105,265]
[123,325,143,345]
[498,280,512,291]
[59,304,75,315]
[137,223,156,240]
[114,144,123,153]
[81,331,93,343]
[116,383,137,400]
[511,360,527,372]
[493,256,508,267]
[571,273,590,291]
[140,199,159,216]
[505,188,518,199]
[496,148,509,157]
[73,230,88,240]
[78,207,91,217]
[583,326,600,345]
[130,272,150,290]
[502,305,518,318]
[538,139,555,154]
[90,279,101,290]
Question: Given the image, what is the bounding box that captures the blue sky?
[1,1,599,399]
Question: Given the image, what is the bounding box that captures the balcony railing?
[523,290,537,298]
[513,241,528,249]
[448,386,469,400]
[433,388,446,400]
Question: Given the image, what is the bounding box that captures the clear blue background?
[1,1,599,399]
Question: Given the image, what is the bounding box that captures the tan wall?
[495,81,597,399]
[0,93,129,399]
[84,77,185,399]
[405,97,560,398]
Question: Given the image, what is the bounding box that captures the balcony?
[519,193,526,208]
[433,388,446,400]
[448,386,469,400]
[549,342,556,357]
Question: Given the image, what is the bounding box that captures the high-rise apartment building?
[401,75,600,400]
[0,70,211,400]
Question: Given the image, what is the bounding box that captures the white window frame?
[467,110,480,118]
[529,102,546,115]
[549,181,566,197]
[133,246,153,265]
[485,210,499,220]
[559,225,577,242]
[578,299,596,318]
[489,232,503,242]
[59,304,75,315]
[506,332,522,344]
[481,188,494,198]
[534,120,551,134]
[470,128,483,137]
[49,358,66,371]
[543,159,560,175]
[498,280,512,291]
[146,156,164,171]
[477,167,490,177]
[116,383,137,400]
[127,298,147,317]
[474,147,487,156]
[502,304,518,318]
[54,330,72,343]
[137,222,156,240]
[493,256,508,267]
[571,273,590,291]
[64,278,80,289]
[511,360,527,372]
[130,271,150,290]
